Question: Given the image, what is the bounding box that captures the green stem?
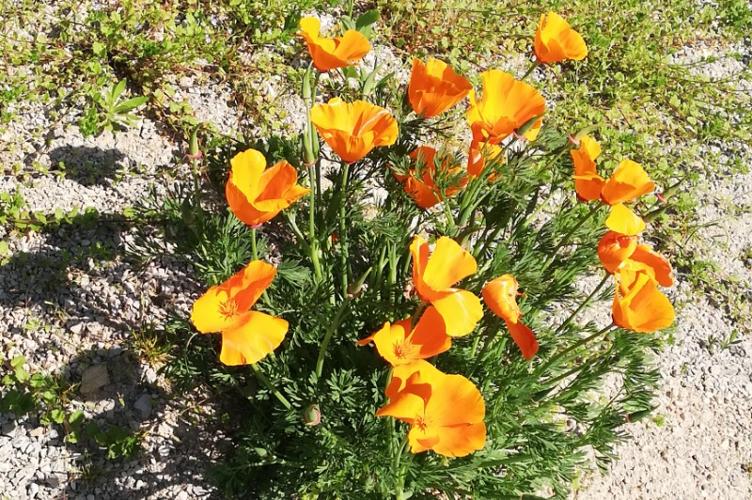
[553,273,611,336]
[251,364,292,410]
[545,203,600,270]
[308,164,323,284]
[338,161,351,298]
[393,427,410,500]
[251,228,258,259]
[537,324,614,375]
[521,59,539,80]
[283,212,306,244]
[315,299,350,377]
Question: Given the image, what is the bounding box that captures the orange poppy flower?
[597,231,638,273]
[299,17,371,72]
[466,70,545,144]
[481,274,522,324]
[467,141,504,178]
[410,236,483,336]
[612,262,674,333]
[310,98,399,163]
[601,159,655,206]
[225,149,309,227]
[629,245,674,287]
[357,306,451,366]
[482,275,539,360]
[394,147,466,209]
[534,12,588,64]
[408,58,472,118]
[191,260,288,365]
[571,135,604,202]
[600,160,654,236]
[376,360,486,457]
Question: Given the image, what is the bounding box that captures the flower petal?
[422,237,478,291]
[219,311,288,365]
[505,319,539,360]
[605,203,646,236]
[432,290,483,337]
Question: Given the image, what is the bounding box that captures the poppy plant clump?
[182,9,677,498]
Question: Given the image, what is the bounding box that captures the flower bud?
[303,404,321,426]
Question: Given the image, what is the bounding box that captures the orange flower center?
[393,340,419,360]
[415,415,428,432]
[219,298,239,319]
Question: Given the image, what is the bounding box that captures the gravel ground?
[577,38,752,499]
[1,8,751,500]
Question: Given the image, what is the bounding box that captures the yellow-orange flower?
[598,232,673,287]
[571,135,604,201]
[225,149,309,227]
[534,12,588,64]
[191,260,288,365]
[467,141,504,178]
[600,159,655,235]
[597,231,638,273]
[466,70,545,144]
[629,245,674,287]
[357,306,451,366]
[482,275,539,360]
[601,159,655,206]
[310,98,398,163]
[394,146,466,209]
[408,58,472,118]
[605,203,646,236]
[299,17,370,72]
[612,261,674,333]
[376,360,486,457]
[482,274,522,324]
[410,236,483,336]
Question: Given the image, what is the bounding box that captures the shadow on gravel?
[1,345,222,499]
[0,214,130,334]
[45,146,127,186]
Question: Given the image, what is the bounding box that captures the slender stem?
[393,427,410,499]
[521,59,539,80]
[526,147,570,223]
[308,164,323,283]
[338,161,351,298]
[315,299,350,377]
[283,212,306,244]
[537,324,614,375]
[553,273,611,336]
[251,364,292,410]
[250,228,258,259]
[545,203,600,270]
[442,201,457,235]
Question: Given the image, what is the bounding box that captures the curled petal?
[505,319,539,360]
[299,17,370,71]
[482,274,522,324]
[597,231,638,273]
[606,203,646,236]
[466,70,545,144]
[630,245,674,287]
[613,272,675,333]
[534,12,588,64]
[311,98,398,163]
[408,58,472,118]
